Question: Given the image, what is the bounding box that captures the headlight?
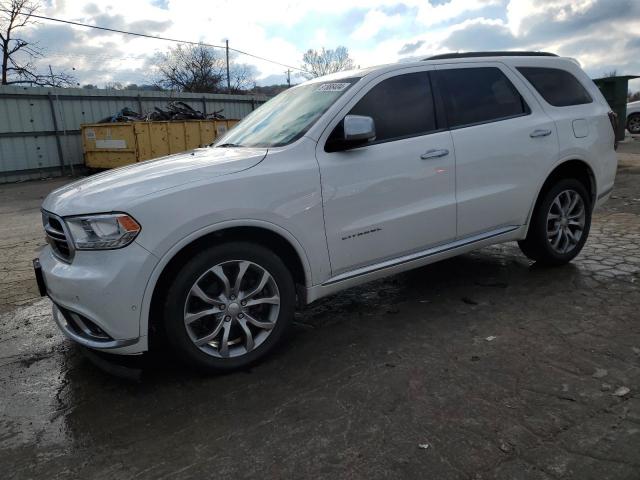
[65,213,141,250]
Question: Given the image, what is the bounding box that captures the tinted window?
[348,72,437,142]
[517,67,592,107]
[436,67,529,128]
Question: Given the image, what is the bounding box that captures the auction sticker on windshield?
[316,83,351,92]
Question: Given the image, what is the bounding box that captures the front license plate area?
[33,258,47,297]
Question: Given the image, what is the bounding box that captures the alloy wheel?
[183,260,280,358]
[546,189,586,254]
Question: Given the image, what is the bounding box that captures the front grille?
[42,211,74,262]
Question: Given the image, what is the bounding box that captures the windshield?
[216,79,358,148]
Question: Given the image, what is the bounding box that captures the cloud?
[89,12,172,35]
[4,0,636,93]
[255,73,289,86]
[514,0,639,44]
[379,4,413,16]
[351,9,405,42]
[398,40,425,55]
[443,20,518,51]
[415,0,504,27]
[151,0,170,9]
[437,0,640,90]
[128,19,173,34]
[626,36,640,51]
[83,3,100,15]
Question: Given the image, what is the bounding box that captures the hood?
[43,146,267,216]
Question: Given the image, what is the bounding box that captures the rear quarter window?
[517,67,593,107]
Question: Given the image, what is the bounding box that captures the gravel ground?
[1,142,639,479]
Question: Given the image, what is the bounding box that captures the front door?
[315,69,457,276]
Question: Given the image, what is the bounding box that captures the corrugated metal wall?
[0,86,267,183]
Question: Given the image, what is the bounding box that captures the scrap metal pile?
[98,101,226,123]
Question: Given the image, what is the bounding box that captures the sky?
[15,0,640,91]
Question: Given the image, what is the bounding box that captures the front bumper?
[38,241,159,354]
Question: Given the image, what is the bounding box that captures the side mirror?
[325,115,376,152]
[343,115,376,144]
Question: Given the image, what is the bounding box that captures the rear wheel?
[628,113,640,134]
[518,178,591,265]
[163,242,295,371]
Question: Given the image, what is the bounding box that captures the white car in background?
[627,100,640,134]
[35,51,618,372]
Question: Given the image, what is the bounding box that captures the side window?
[517,67,593,107]
[348,71,437,142]
[436,67,530,128]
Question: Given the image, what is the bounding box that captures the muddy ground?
[1,141,639,479]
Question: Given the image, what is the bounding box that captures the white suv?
[627,100,640,134]
[35,52,618,371]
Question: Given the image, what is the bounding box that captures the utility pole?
[286,69,291,87]
[225,39,231,93]
[48,65,54,86]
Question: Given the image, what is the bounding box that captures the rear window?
[517,67,592,107]
[435,67,529,128]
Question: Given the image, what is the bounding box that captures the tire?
[628,113,640,135]
[163,242,295,372]
[518,178,592,266]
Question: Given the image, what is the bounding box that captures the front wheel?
[518,179,592,265]
[163,242,295,371]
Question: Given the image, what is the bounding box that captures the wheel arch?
[140,220,313,346]
[524,158,596,235]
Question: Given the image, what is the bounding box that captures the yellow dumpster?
[82,119,239,169]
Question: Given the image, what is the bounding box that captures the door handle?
[530,129,552,138]
[420,148,449,160]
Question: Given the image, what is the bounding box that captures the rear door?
[433,63,558,238]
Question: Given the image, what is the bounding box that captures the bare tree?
[229,63,256,92]
[155,43,255,93]
[155,44,224,92]
[300,46,355,79]
[104,81,123,90]
[1,0,75,86]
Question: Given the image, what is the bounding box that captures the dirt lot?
[1,142,640,479]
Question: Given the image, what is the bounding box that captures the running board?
[305,225,521,303]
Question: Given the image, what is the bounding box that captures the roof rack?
[424,51,558,60]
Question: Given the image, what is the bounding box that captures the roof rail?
[424,51,558,60]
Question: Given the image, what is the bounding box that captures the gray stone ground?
[1,141,639,479]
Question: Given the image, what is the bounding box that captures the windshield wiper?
[216,143,243,148]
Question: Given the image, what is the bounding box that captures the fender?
[522,154,597,237]
[137,218,314,338]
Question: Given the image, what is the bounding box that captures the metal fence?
[0,86,268,183]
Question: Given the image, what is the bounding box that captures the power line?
[44,50,154,62]
[0,8,306,73]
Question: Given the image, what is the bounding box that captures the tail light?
[608,111,618,150]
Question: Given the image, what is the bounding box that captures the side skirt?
[305,225,525,304]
